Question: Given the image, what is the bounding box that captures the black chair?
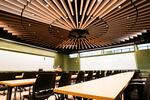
[14,72,37,99]
[0,73,16,95]
[73,71,85,100]
[95,71,100,79]
[0,73,16,80]
[23,72,37,79]
[23,72,56,100]
[85,71,93,81]
[99,71,105,78]
[106,70,112,76]
[56,72,72,99]
[124,73,150,100]
[132,70,141,79]
[142,73,150,100]
[113,70,120,75]
[76,71,85,83]
[58,72,72,87]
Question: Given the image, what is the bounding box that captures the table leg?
[7,86,13,100]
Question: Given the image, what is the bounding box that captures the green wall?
[135,49,150,71]
[65,55,80,71]
[54,53,67,70]
[55,54,80,71]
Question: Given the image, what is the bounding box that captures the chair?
[85,71,93,81]
[0,73,16,95]
[99,71,105,78]
[58,72,72,87]
[142,73,150,100]
[0,73,16,80]
[124,73,150,100]
[14,72,37,99]
[76,71,85,83]
[23,72,37,79]
[95,71,100,79]
[77,71,93,100]
[106,70,112,76]
[56,72,72,99]
[113,70,120,74]
[23,72,56,100]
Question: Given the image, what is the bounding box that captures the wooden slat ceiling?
[0,0,150,53]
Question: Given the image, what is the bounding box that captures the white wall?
[0,50,54,71]
[80,52,137,70]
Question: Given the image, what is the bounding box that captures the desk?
[0,74,77,100]
[0,78,35,100]
[0,73,95,100]
[0,75,62,100]
[54,72,134,100]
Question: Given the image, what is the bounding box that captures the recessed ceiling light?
[70,0,73,2]
[46,4,49,7]
[27,0,31,2]
[66,16,68,19]
[28,23,31,26]
[31,13,35,16]
[118,6,121,9]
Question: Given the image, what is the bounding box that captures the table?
[54,72,134,100]
[0,74,78,100]
[0,72,96,100]
[0,78,35,100]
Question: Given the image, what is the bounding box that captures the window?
[80,53,137,70]
[104,46,134,54]
[0,50,54,71]
[69,53,78,58]
[104,49,114,54]
[80,50,102,57]
[138,43,150,50]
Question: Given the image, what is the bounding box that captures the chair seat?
[23,90,54,100]
[0,85,7,95]
[0,85,7,90]
[0,85,7,91]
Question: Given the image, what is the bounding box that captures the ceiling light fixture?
[69,29,89,39]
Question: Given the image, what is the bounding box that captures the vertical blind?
[80,53,137,70]
[0,50,54,71]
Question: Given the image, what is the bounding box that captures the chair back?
[34,72,56,92]
[113,70,120,74]
[99,71,105,78]
[85,71,93,81]
[23,72,36,79]
[76,71,84,83]
[58,72,71,87]
[95,71,100,79]
[0,73,15,81]
[143,73,150,100]
[106,71,112,76]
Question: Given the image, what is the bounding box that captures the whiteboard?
[80,53,137,70]
[0,50,54,71]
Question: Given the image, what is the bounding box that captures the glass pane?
[69,53,78,58]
